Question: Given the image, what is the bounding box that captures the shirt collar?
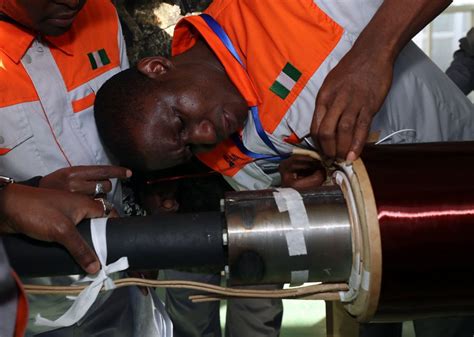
[0,19,74,64]
[172,15,262,107]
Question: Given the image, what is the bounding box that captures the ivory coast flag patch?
[270,62,302,99]
[87,49,110,70]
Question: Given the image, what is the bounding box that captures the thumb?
[57,221,100,274]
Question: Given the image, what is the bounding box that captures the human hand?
[279,154,326,191]
[0,184,108,274]
[140,181,179,214]
[311,48,393,162]
[39,165,132,196]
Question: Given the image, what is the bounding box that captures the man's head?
[95,56,248,171]
[1,0,86,36]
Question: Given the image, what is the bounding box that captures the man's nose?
[187,120,218,145]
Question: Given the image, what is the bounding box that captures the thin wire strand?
[375,129,417,145]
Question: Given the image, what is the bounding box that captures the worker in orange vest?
[0,1,170,336]
[94,0,474,336]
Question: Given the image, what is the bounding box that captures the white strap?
[35,218,129,327]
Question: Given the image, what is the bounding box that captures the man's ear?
[137,57,174,79]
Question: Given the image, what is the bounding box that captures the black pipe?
[3,212,225,277]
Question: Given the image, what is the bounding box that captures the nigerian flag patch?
[270,62,302,99]
[87,49,110,70]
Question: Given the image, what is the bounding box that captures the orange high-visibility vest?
[0,0,128,182]
[172,0,343,190]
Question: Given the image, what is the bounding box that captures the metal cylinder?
[225,186,353,285]
[4,212,225,277]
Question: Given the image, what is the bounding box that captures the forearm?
[353,0,452,62]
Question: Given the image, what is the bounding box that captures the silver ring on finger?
[94,182,106,196]
[94,198,114,217]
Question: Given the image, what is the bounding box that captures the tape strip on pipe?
[35,218,129,328]
[273,188,309,256]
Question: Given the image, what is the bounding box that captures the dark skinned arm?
[0,184,104,274]
[311,0,452,162]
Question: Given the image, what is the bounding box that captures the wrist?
[351,28,399,65]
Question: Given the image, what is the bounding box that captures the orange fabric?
[0,148,12,155]
[48,0,120,91]
[0,43,38,107]
[0,0,120,108]
[11,271,28,337]
[283,132,301,145]
[0,14,38,107]
[173,18,261,107]
[173,0,343,177]
[0,18,35,64]
[197,139,253,177]
[72,92,95,113]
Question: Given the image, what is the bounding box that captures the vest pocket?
[0,106,34,156]
[0,105,40,180]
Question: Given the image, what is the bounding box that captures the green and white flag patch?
[270,62,302,99]
[87,49,110,70]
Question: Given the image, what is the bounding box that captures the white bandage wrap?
[35,218,129,327]
[273,188,310,286]
[273,188,309,256]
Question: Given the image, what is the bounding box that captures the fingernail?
[85,261,100,274]
[346,151,357,163]
[126,169,132,178]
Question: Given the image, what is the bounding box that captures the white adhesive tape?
[285,231,307,256]
[361,269,370,291]
[339,253,362,303]
[35,218,129,328]
[273,188,309,256]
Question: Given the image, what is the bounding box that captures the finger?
[347,107,372,162]
[79,197,109,219]
[336,108,359,160]
[287,154,321,164]
[312,83,334,136]
[317,95,350,159]
[52,220,100,274]
[71,165,132,181]
[108,209,120,218]
[288,171,326,191]
[93,180,113,195]
[161,199,179,210]
[280,155,321,169]
[69,180,112,195]
[281,159,321,173]
[311,104,327,139]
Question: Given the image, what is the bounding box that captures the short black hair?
[94,68,158,169]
